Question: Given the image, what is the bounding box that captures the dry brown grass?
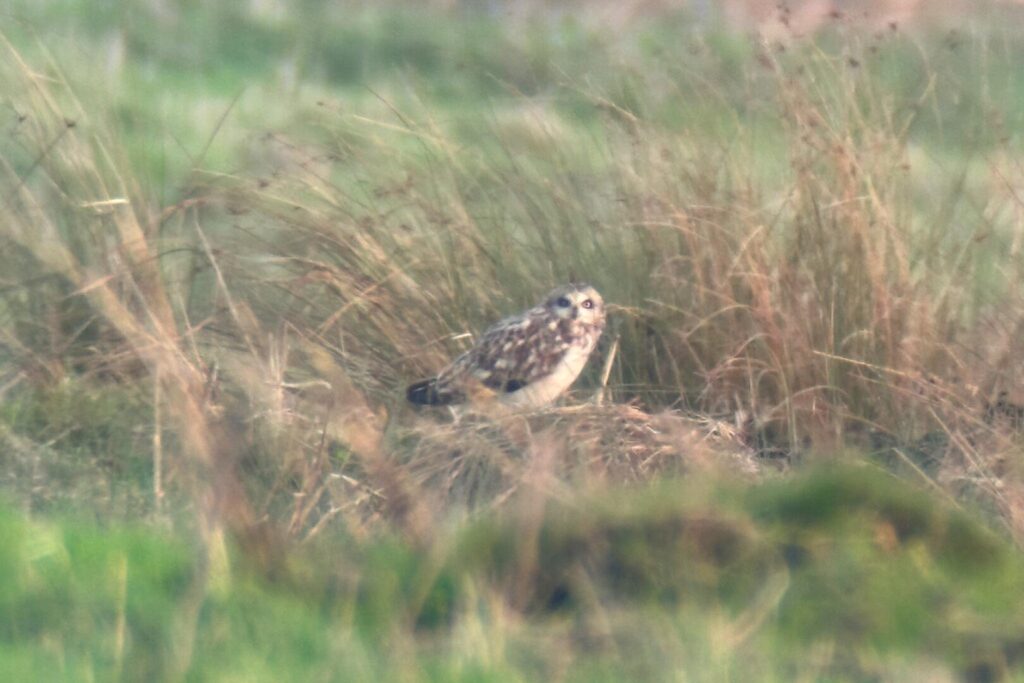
[3,16,1024,566]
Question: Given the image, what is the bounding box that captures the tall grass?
[4,3,1024,678]
[198,23,1024,533]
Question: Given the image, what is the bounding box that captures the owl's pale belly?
[502,341,596,408]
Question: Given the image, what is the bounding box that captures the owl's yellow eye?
[556,296,571,308]
[581,299,593,309]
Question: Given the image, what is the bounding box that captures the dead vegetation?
[3,8,1024,568]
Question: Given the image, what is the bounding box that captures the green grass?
[8,1,1022,196]
[1,467,1023,681]
[5,1,1024,679]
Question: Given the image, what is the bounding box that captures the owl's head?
[544,283,605,327]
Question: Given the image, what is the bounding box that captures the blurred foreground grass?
[5,0,1024,679]
[3,467,1024,681]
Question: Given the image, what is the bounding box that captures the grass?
[3,467,1023,681]
[3,0,1024,679]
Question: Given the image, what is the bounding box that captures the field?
[4,0,1024,680]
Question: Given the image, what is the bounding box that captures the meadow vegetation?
[3,0,1024,679]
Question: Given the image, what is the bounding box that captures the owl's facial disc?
[546,284,605,326]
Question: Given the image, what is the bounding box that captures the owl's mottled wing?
[451,311,568,395]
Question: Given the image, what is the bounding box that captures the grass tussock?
[184,29,1024,538]
[4,3,1024,678]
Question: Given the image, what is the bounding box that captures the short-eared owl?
[407,283,606,409]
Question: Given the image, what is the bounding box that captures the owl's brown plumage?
[407,284,606,409]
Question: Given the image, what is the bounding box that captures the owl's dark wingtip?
[407,379,462,406]
[406,379,437,405]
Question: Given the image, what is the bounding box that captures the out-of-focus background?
[4,1,1024,680]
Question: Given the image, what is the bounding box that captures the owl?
[407,283,606,409]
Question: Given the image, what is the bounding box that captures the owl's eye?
[581,299,594,309]
[556,296,571,308]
